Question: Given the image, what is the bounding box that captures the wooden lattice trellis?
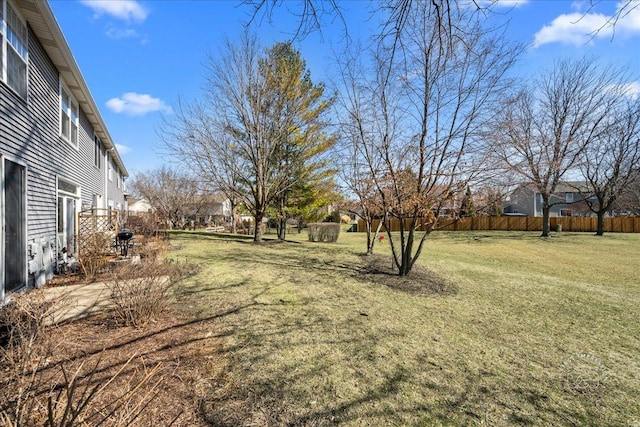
[78,209,119,273]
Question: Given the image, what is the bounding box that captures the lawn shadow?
[355,254,458,296]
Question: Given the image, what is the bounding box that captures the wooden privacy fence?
[357,216,640,233]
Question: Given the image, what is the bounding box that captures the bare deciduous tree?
[241,0,503,42]
[582,0,640,38]
[337,4,519,276]
[493,58,626,237]
[160,35,334,242]
[129,166,212,230]
[616,173,640,215]
[575,96,640,235]
[338,129,385,255]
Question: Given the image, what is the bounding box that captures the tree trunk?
[277,217,286,240]
[541,198,551,237]
[365,221,373,255]
[397,228,415,277]
[276,196,287,241]
[596,211,605,236]
[253,213,264,242]
[230,199,238,234]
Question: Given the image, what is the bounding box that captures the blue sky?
[47,0,640,177]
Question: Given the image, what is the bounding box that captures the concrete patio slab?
[45,281,112,324]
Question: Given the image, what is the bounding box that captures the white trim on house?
[15,0,128,177]
[2,0,130,295]
[59,79,79,149]
[56,176,81,255]
[94,134,102,170]
[1,0,29,100]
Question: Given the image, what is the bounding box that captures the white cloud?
[533,1,640,47]
[115,144,132,155]
[610,81,640,100]
[492,0,529,8]
[474,0,529,8]
[570,1,588,12]
[616,1,640,33]
[105,25,149,44]
[106,93,172,116]
[533,12,611,46]
[80,0,149,23]
[106,27,139,39]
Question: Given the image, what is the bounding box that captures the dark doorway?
[3,159,26,293]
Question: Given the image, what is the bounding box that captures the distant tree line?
[130,0,640,278]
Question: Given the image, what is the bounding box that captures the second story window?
[1,0,28,99]
[94,135,102,168]
[60,83,79,148]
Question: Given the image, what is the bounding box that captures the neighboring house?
[197,195,232,225]
[1,0,128,300]
[127,195,232,229]
[503,182,599,218]
[127,198,153,215]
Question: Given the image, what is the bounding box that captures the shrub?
[0,290,159,427]
[108,260,183,327]
[307,223,340,243]
[78,231,114,278]
[135,236,167,261]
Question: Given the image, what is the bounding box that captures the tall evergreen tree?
[161,35,334,242]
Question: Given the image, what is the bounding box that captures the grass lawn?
[170,229,640,426]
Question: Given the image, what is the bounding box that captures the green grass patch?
[170,229,640,426]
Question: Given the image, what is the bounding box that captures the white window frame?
[94,134,102,169]
[56,177,81,256]
[60,80,79,148]
[1,0,29,99]
[108,158,113,182]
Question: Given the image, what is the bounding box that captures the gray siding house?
[1,0,128,300]
[503,182,599,218]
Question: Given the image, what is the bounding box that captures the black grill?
[115,229,134,256]
[117,230,133,241]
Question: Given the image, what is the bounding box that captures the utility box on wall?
[27,237,56,288]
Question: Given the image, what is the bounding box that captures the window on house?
[108,159,113,182]
[565,193,575,203]
[94,135,102,168]
[57,178,80,255]
[116,170,121,189]
[560,209,572,217]
[60,83,79,147]
[1,0,28,99]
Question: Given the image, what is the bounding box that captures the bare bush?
[135,236,168,261]
[108,261,179,327]
[0,290,61,426]
[78,232,114,279]
[307,223,340,242]
[0,291,162,426]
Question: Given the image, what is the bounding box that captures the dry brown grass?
[169,229,640,426]
[4,229,639,426]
